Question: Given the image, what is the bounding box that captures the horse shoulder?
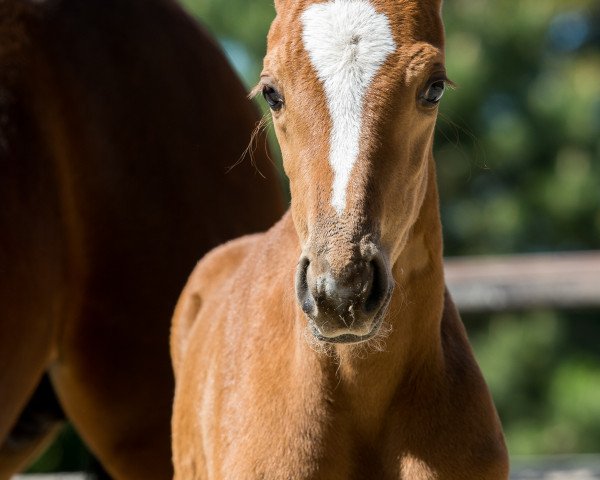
[436,292,510,479]
[171,212,297,372]
[170,233,262,374]
[389,296,509,479]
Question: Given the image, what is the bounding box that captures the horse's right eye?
[262,85,284,111]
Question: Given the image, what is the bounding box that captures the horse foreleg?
[0,308,55,477]
[0,375,65,479]
[50,298,174,480]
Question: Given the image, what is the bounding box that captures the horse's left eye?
[420,80,445,106]
[262,85,284,111]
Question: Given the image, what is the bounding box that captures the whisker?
[226,113,271,178]
[437,112,488,171]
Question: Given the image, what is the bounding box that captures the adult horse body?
[172,0,509,478]
[0,0,283,477]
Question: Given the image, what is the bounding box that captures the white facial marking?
[301,0,396,214]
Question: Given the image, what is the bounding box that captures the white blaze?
[301,0,396,214]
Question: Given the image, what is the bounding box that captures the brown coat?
[0,0,283,477]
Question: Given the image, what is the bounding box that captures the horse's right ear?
[273,0,286,13]
[426,0,443,14]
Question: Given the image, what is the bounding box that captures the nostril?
[363,254,390,313]
[295,256,316,316]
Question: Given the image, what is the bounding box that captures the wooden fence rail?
[445,251,600,313]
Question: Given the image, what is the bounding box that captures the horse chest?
[197,360,419,480]
[206,408,434,480]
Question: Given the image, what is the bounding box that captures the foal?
[172,0,509,478]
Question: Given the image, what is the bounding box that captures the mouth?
[308,291,391,344]
[297,241,395,345]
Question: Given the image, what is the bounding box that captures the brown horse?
[172,0,509,478]
[0,0,283,478]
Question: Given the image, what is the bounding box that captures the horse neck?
[295,152,447,434]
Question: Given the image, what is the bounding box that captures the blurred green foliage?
[26,0,600,472]
[27,425,99,474]
[465,311,600,455]
[438,0,600,255]
[180,0,600,459]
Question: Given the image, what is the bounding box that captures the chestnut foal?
[172,0,509,478]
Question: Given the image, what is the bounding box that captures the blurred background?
[25,0,600,475]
